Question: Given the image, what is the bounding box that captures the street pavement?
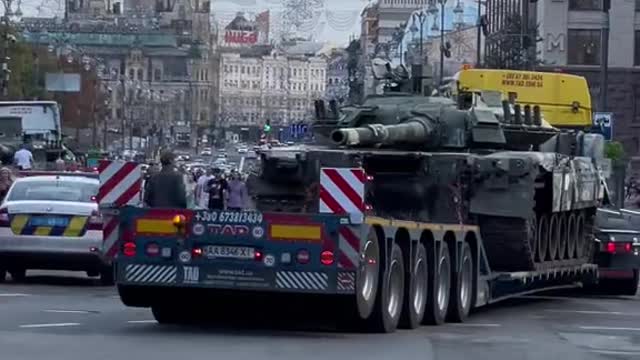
[1,271,640,360]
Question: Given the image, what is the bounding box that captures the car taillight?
[606,242,633,254]
[0,208,9,227]
[87,210,102,231]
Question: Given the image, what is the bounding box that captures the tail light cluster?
[87,210,103,231]
[605,241,633,254]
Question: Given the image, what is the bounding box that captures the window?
[137,68,144,81]
[636,31,640,65]
[128,68,135,79]
[637,0,640,11]
[154,68,161,81]
[569,0,601,10]
[568,29,601,65]
[8,180,98,203]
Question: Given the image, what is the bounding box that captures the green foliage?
[604,141,626,165]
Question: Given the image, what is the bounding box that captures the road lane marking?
[0,293,30,297]
[20,323,80,328]
[451,323,502,327]
[127,320,157,324]
[579,326,640,332]
[545,309,634,316]
[590,350,640,356]
[43,310,93,314]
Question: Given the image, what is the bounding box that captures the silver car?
[0,175,113,284]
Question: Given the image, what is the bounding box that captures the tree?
[483,13,542,70]
[605,141,626,166]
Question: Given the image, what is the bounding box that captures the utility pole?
[120,78,126,151]
[476,0,482,67]
[0,0,12,99]
[599,0,611,112]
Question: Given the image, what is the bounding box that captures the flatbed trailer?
[111,206,598,332]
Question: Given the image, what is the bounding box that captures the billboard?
[224,30,258,45]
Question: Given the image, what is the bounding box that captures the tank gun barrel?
[330,119,436,147]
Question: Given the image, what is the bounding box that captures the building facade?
[21,0,217,150]
[538,0,640,169]
[325,49,349,104]
[217,50,326,137]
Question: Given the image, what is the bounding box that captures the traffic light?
[442,42,452,58]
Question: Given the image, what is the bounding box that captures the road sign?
[593,112,613,141]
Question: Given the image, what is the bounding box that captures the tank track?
[480,209,595,272]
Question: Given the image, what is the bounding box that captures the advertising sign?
[224,30,258,45]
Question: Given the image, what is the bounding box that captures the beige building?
[218,51,327,129]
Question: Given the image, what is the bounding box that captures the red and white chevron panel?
[97,160,143,259]
[319,167,365,215]
[319,167,365,270]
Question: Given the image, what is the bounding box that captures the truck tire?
[0,268,5,283]
[117,285,151,307]
[356,229,382,320]
[369,243,405,333]
[99,265,115,286]
[400,243,428,329]
[424,242,451,325]
[447,242,473,323]
[151,305,181,325]
[9,268,26,282]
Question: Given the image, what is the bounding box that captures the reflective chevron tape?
[10,215,88,237]
[98,160,143,259]
[275,271,328,291]
[338,225,360,269]
[124,264,177,284]
[337,272,356,293]
[319,167,365,215]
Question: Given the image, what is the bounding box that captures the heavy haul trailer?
[107,164,600,333]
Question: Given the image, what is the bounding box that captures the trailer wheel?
[356,229,381,320]
[0,268,5,283]
[118,285,151,307]
[369,243,405,333]
[400,243,428,329]
[151,305,181,325]
[424,242,451,325]
[447,242,473,322]
[9,268,26,282]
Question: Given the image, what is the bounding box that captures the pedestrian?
[226,171,248,211]
[207,174,227,210]
[196,168,214,209]
[13,143,33,171]
[0,167,14,202]
[143,151,187,208]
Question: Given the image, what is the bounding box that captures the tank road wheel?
[537,215,549,262]
[424,242,451,325]
[557,213,568,260]
[400,243,428,329]
[566,213,577,260]
[447,242,474,323]
[581,212,595,260]
[528,215,538,263]
[575,212,585,259]
[547,214,559,262]
[369,243,405,333]
[356,229,381,320]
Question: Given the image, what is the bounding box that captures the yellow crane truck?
[449,68,592,129]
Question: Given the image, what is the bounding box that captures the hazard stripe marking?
[319,167,364,215]
[275,271,328,291]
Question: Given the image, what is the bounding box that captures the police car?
[0,174,113,284]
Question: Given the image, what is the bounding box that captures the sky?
[14,0,480,47]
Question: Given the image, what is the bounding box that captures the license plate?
[30,217,69,227]
[204,245,254,260]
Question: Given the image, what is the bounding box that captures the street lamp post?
[438,0,447,86]
[412,11,427,65]
[599,0,611,112]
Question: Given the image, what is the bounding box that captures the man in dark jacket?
[144,151,187,208]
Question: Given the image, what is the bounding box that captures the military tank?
[248,60,606,272]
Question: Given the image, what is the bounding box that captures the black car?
[593,208,640,295]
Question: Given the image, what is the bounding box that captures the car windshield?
[7,179,98,202]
